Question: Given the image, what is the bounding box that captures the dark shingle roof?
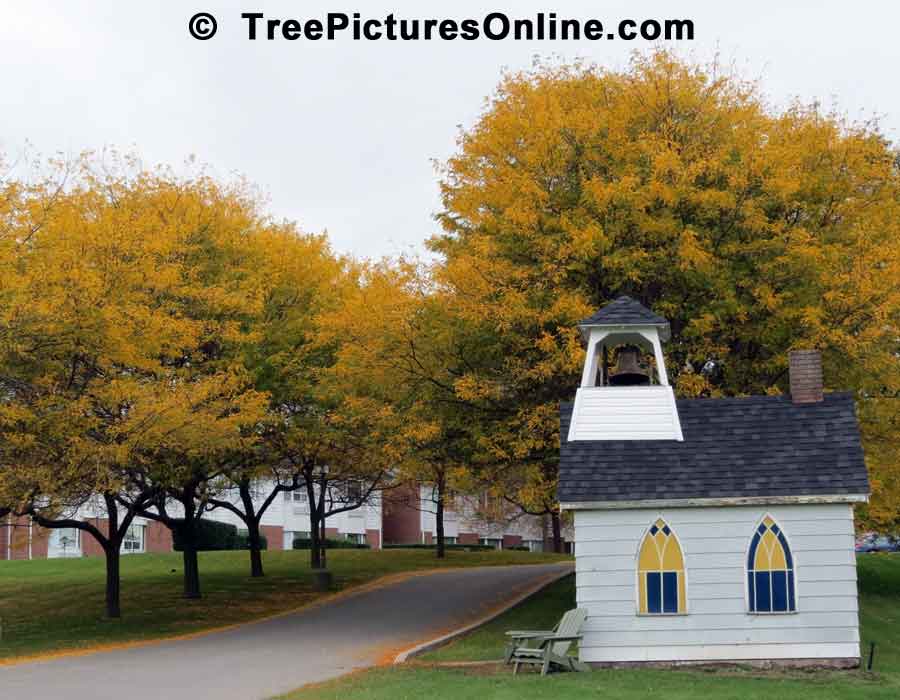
[579,295,669,327]
[559,392,869,504]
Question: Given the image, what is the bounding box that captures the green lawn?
[282,554,900,700]
[419,573,577,663]
[0,548,569,660]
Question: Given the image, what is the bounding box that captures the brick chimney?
[789,350,824,404]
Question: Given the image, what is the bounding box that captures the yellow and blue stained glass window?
[748,516,795,613]
[638,519,685,614]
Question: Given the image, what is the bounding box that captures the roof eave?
[577,321,671,342]
[559,493,869,511]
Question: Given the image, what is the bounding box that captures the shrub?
[172,519,239,552]
[172,521,270,551]
[382,543,496,551]
[236,531,268,550]
[292,538,370,550]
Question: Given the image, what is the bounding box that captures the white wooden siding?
[417,486,565,542]
[574,504,860,663]
[568,386,683,441]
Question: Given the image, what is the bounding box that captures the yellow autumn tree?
[0,154,269,614]
[323,259,490,557]
[199,226,348,578]
[225,229,400,571]
[430,51,900,530]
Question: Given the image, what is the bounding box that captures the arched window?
[748,516,796,613]
[637,518,686,614]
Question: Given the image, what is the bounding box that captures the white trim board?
[561,494,868,511]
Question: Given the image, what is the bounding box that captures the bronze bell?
[608,345,650,386]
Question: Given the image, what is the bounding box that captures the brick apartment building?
[1,482,569,560]
[382,484,570,552]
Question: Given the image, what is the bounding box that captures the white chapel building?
[559,296,869,667]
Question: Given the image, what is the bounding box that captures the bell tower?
[568,296,683,442]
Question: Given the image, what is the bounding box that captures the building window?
[345,481,362,502]
[478,492,503,515]
[346,533,365,545]
[49,528,81,557]
[637,519,686,614]
[479,537,502,549]
[122,523,146,554]
[292,490,310,514]
[748,516,796,613]
[442,536,458,545]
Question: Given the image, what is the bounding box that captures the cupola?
[568,296,683,441]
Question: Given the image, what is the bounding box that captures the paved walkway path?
[0,562,572,700]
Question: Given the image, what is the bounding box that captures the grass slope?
[420,573,577,663]
[283,554,900,700]
[0,548,568,660]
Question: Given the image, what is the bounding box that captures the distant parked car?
[855,533,877,553]
[872,536,896,552]
[855,534,900,553]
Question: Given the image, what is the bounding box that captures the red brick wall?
[789,349,824,403]
[81,518,108,557]
[8,527,30,559]
[6,527,27,559]
[31,526,49,558]
[0,516,21,559]
[502,534,523,549]
[2,517,50,559]
[423,531,433,545]
[6,518,29,560]
[381,482,421,544]
[260,525,283,550]
[457,532,479,545]
[325,527,340,539]
[365,528,381,549]
[145,521,172,553]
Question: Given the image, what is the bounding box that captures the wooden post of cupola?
[569,296,683,442]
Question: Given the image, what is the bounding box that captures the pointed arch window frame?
[746,514,798,615]
[635,517,688,616]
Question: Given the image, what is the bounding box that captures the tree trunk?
[317,471,328,570]
[182,543,202,598]
[319,516,327,570]
[247,519,264,578]
[551,510,563,554]
[435,479,446,559]
[104,543,122,618]
[102,492,123,617]
[238,480,265,578]
[176,485,203,599]
[308,509,322,569]
[30,497,126,619]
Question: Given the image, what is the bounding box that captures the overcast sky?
[2,1,898,259]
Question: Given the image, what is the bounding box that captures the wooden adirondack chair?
[504,608,589,675]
